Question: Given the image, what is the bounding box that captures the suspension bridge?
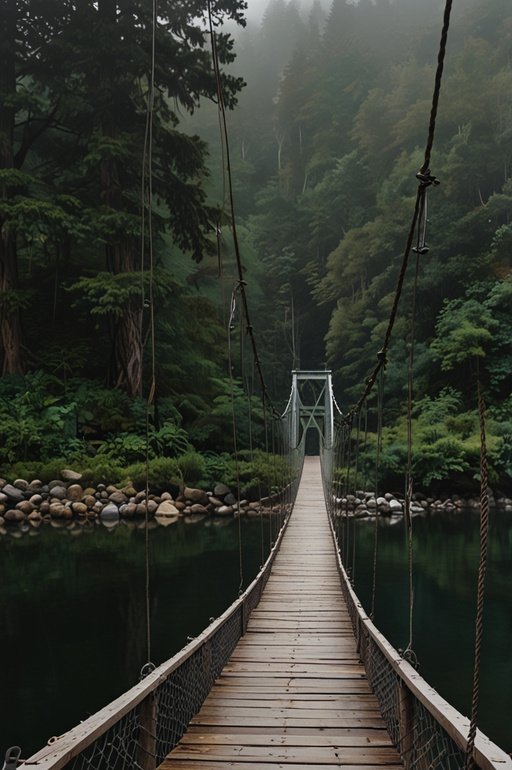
[6,370,510,770]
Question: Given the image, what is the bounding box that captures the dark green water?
[0,516,274,758]
[346,509,512,753]
[1,509,511,759]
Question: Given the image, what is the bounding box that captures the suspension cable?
[344,0,453,425]
[207,0,277,417]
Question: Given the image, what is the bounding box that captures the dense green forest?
[1,0,511,493]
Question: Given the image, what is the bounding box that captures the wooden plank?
[179,734,394,748]
[158,457,403,770]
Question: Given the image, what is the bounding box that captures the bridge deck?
[160,456,404,769]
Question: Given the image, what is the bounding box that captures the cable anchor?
[139,662,156,681]
[2,747,21,770]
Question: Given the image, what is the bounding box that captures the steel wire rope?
[343,0,453,425]
[207,0,278,420]
[464,363,491,770]
[140,0,157,670]
[227,284,245,594]
[370,370,384,622]
[403,191,426,660]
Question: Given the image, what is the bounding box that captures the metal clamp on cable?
[139,662,156,681]
[2,747,21,770]
[416,169,440,188]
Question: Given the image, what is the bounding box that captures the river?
[1,507,510,758]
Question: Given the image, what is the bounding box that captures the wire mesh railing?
[319,441,512,770]
[18,438,305,770]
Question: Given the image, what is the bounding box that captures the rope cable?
[141,0,157,668]
[464,363,490,770]
[344,0,453,425]
[370,371,384,621]
[207,0,277,417]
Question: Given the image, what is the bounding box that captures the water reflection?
[0,516,271,757]
[346,509,512,752]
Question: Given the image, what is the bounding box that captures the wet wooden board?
[159,457,403,769]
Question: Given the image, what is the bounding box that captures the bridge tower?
[287,370,336,451]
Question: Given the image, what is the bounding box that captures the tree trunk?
[0,0,24,375]
[98,0,143,398]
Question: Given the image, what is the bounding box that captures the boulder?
[29,494,43,506]
[216,505,233,516]
[109,490,127,505]
[160,491,173,502]
[13,479,29,491]
[155,513,179,527]
[2,484,25,503]
[61,469,82,482]
[174,501,186,511]
[184,487,209,506]
[16,500,34,515]
[389,499,403,513]
[214,483,230,498]
[190,503,209,516]
[50,485,67,501]
[224,492,236,506]
[120,503,138,517]
[208,496,223,507]
[28,479,43,490]
[67,484,84,502]
[4,509,26,522]
[156,501,180,516]
[49,502,66,518]
[100,504,120,521]
[28,510,42,522]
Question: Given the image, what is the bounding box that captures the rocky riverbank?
[333,489,512,517]
[0,471,287,534]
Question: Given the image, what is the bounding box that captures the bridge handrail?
[20,458,304,770]
[325,507,512,770]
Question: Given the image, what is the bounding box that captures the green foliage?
[177,452,205,485]
[123,457,182,489]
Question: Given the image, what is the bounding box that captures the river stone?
[208,496,223,507]
[224,492,236,506]
[13,479,29,491]
[389,499,403,512]
[156,501,180,516]
[122,503,138,517]
[82,495,95,508]
[50,485,67,500]
[2,484,25,503]
[50,502,68,518]
[16,500,34,515]
[72,502,88,516]
[0,493,7,505]
[184,487,209,505]
[67,484,84,502]
[61,469,82,482]
[160,491,173,502]
[377,496,387,507]
[109,490,127,505]
[28,510,42,521]
[213,483,230,498]
[5,509,26,522]
[122,485,137,497]
[93,501,104,513]
[100,504,120,521]
[216,505,233,516]
[174,501,186,511]
[29,494,43,506]
[190,503,209,516]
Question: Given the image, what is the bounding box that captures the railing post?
[399,681,414,769]
[138,692,157,770]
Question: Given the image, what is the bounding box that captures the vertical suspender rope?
[370,370,384,622]
[464,364,490,770]
[141,0,157,671]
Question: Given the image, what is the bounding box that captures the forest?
[1,0,511,495]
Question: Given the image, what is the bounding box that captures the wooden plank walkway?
[160,456,403,769]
